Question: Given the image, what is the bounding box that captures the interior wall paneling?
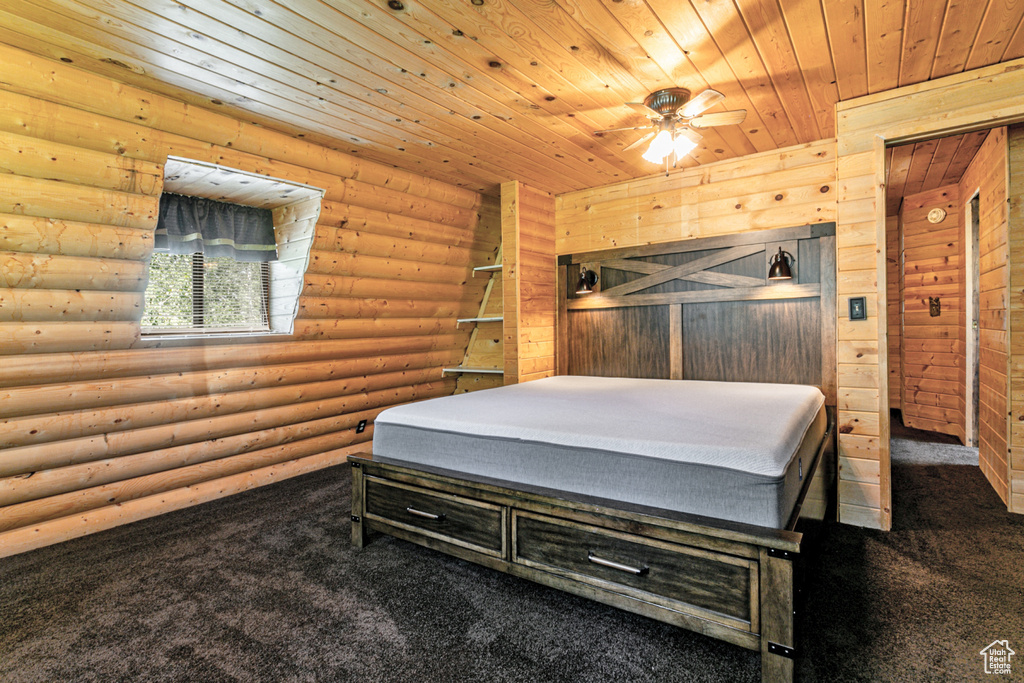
[502,181,557,384]
[560,224,836,404]
[885,214,901,410]
[958,183,969,451]
[1006,126,1024,513]
[836,58,1024,528]
[898,184,964,441]
[555,139,836,256]
[0,47,499,558]
[957,127,1010,501]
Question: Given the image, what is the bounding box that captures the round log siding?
[0,45,500,557]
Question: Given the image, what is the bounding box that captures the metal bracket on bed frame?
[767,547,795,561]
[767,642,795,659]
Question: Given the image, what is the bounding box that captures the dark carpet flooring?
[2,451,1022,682]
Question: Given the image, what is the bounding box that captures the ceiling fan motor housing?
[643,88,692,117]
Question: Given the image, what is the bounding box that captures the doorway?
[834,63,1024,528]
[884,129,1004,469]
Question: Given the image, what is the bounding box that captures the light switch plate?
[849,296,867,321]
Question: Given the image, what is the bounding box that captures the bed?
[372,376,826,529]
[349,377,834,683]
[349,224,837,683]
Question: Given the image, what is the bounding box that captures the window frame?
[142,157,324,341]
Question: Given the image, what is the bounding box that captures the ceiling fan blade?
[677,89,725,118]
[625,101,662,118]
[622,131,656,152]
[593,125,652,134]
[689,109,747,128]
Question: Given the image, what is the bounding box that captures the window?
[141,253,270,333]
[140,157,324,338]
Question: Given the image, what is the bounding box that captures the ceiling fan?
[595,88,747,165]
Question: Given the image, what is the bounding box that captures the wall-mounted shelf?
[457,316,503,324]
[453,240,505,393]
[443,366,504,375]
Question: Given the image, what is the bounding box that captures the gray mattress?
[372,376,827,529]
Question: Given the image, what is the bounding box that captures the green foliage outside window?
[142,252,270,332]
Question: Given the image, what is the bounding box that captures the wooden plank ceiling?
[885,131,988,215]
[1,0,1022,196]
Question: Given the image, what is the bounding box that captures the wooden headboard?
[556,223,837,405]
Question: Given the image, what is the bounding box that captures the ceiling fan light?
[673,132,698,158]
[642,129,673,163]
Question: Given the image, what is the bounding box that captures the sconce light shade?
[576,267,599,294]
[767,247,793,280]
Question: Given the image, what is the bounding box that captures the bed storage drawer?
[512,511,757,631]
[363,476,505,557]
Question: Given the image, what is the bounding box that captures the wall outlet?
[356,419,367,434]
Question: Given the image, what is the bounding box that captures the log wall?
[959,128,1009,497]
[898,184,964,441]
[0,45,499,557]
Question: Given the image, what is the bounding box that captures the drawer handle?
[588,552,649,576]
[406,507,446,522]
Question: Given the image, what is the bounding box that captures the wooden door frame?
[963,190,981,448]
[835,57,1024,530]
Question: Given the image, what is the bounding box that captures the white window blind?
[142,252,270,334]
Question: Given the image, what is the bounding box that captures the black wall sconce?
[576,267,599,294]
[767,247,793,280]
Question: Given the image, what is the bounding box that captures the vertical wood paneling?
[863,0,905,95]
[885,214,901,409]
[958,128,1009,501]
[502,181,521,384]
[503,181,557,384]
[823,0,869,100]
[1005,126,1024,512]
[568,306,671,379]
[0,48,497,557]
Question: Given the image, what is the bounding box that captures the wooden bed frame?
[349,224,838,682]
[348,410,833,683]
